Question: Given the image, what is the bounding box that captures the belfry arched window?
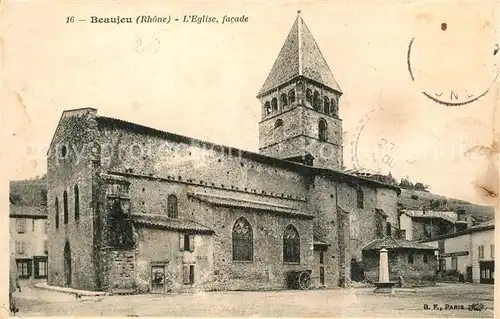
[274,119,283,129]
[281,93,288,108]
[324,97,330,115]
[271,98,278,113]
[283,225,300,263]
[288,89,296,103]
[318,119,328,142]
[167,195,178,218]
[232,217,253,262]
[306,88,312,103]
[313,91,320,111]
[265,101,271,115]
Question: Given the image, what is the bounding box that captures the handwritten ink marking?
[407,37,415,81]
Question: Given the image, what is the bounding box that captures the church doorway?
[63,241,72,286]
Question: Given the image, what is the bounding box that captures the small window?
[16,241,26,255]
[356,188,364,209]
[479,245,484,259]
[331,98,338,117]
[306,88,312,102]
[318,119,328,142]
[55,198,59,229]
[451,257,458,270]
[319,251,324,264]
[74,184,80,221]
[63,190,68,224]
[271,98,278,112]
[179,234,194,252]
[44,240,48,254]
[280,93,288,108]
[288,89,296,103]
[491,244,495,259]
[408,253,414,264]
[423,254,428,263]
[16,219,26,233]
[386,222,392,236]
[167,195,178,218]
[61,145,67,157]
[274,119,283,129]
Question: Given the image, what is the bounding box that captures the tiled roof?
[188,192,314,219]
[257,14,342,97]
[9,177,47,207]
[401,210,459,224]
[362,236,437,251]
[470,219,495,230]
[10,205,48,218]
[131,213,214,234]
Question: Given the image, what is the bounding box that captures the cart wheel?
[298,271,311,290]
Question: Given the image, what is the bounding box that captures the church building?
[46,13,401,293]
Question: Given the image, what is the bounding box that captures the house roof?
[9,177,47,207]
[10,205,48,218]
[362,236,438,251]
[257,13,342,97]
[187,192,314,219]
[400,210,459,224]
[419,219,495,242]
[131,213,214,234]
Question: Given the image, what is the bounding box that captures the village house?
[10,178,49,280]
[399,209,473,241]
[420,220,495,284]
[46,13,402,293]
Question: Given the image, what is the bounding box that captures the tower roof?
[257,12,342,97]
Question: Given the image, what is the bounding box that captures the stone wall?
[47,108,100,291]
[363,249,437,286]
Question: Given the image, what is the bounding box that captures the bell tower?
[257,11,343,170]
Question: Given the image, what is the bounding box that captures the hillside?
[397,188,494,222]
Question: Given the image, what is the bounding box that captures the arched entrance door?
[63,241,71,286]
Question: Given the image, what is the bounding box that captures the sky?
[1,1,499,206]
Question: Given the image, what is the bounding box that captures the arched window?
[167,195,178,218]
[313,91,320,111]
[271,98,278,113]
[288,89,296,103]
[356,188,364,209]
[274,119,283,129]
[74,184,79,221]
[55,197,59,229]
[63,190,68,224]
[232,217,253,262]
[264,101,271,115]
[306,88,312,103]
[283,225,300,263]
[318,119,328,142]
[324,97,330,115]
[280,93,288,108]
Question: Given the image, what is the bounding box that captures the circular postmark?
[407,23,499,106]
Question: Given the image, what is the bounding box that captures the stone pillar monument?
[379,248,389,283]
[374,248,395,293]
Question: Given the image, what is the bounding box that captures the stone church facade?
[46,13,400,293]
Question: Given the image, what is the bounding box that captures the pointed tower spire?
[257,12,342,98]
[257,13,344,171]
